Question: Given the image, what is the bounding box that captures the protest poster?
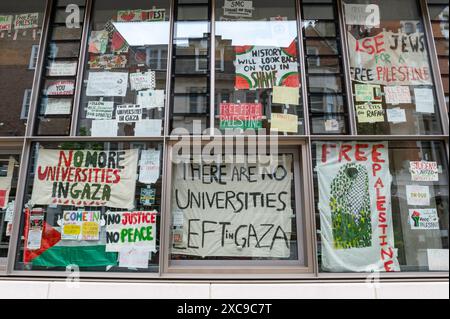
[140,187,156,206]
[348,31,432,86]
[86,101,114,120]
[344,3,380,27]
[105,211,158,252]
[272,86,300,105]
[130,71,156,91]
[270,113,298,133]
[219,103,262,130]
[30,149,139,209]
[0,15,13,31]
[91,120,118,137]
[223,0,254,18]
[410,161,439,182]
[409,209,439,230]
[427,249,449,271]
[61,211,101,241]
[171,156,293,258]
[44,98,72,115]
[386,108,407,124]
[14,13,39,30]
[86,72,128,97]
[384,86,411,105]
[406,185,430,206]
[354,84,382,102]
[134,119,162,137]
[115,104,142,123]
[136,90,165,109]
[119,248,150,269]
[45,80,75,96]
[234,45,299,90]
[325,119,340,132]
[316,142,400,272]
[88,54,128,69]
[139,150,160,184]
[4,201,14,222]
[25,208,44,251]
[0,157,15,209]
[414,88,435,113]
[88,30,109,54]
[144,9,166,21]
[117,10,143,22]
[47,61,77,77]
[5,222,12,237]
[356,103,384,123]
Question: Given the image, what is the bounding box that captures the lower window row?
[0,140,448,274]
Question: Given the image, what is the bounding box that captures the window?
[15,141,163,273]
[343,0,443,135]
[313,141,449,273]
[21,89,32,120]
[0,0,45,137]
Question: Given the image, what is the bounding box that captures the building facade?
[0,0,448,298]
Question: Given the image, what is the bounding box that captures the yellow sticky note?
[271,113,298,133]
[82,221,100,240]
[356,103,384,123]
[272,86,299,105]
[63,224,81,236]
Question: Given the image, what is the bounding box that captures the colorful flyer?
[355,84,382,102]
[409,209,439,230]
[130,71,156,91]
[140,187,156,206]
[144,9,166,21]
[88,54,128,69]
[14,13,39,30]
[220,103,263,130]
[0,15,13,31]
[410,161,439,182]
[88,30,109,54]
[117,10,143,22]
[384,86,412,105]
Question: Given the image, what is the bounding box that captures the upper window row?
[0,0,448,137]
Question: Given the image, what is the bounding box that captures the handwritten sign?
[384,86,411,105]
[344,4,380,27]
[47,61,77,77]
[409,209,439,230]
[130,71,156,91]
[271,113,298,133]
[115,104,142,123]
[356,103,384,123]
[0,15,13,31]
[86,72,128,97]
[86,101,114,120]
[136,90,165,109]
[406,185,430,206]
[61,211,101,241]
[235,45,299,90]
[139,150,160,184]
[273,86,300,105]
[105,211,158,252]
[46,80,75,96]
[223,0,254,18]
[14,13,39,30]
[220,103,262,130]
[44,98,72,115]
[386,108,407,124]
[355,84,382,102]
[30,149,139,208]
[410,161,439,182]
[117,10,143,22]
[414,88,435,113]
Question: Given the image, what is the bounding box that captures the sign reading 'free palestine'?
[220,103,263,130]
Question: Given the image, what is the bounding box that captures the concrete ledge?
[0,280,448,299]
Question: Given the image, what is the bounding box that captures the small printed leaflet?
[409,209,439,230]
[115,104,143,123]
[130,71,156,91]
[86,101,114,120]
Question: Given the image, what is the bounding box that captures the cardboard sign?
[47,61,77,77]
[115,104,142,123]
[220,103,263,130]
[344,4,380,27]
[409,209,439,230]
[61,211,101,241]
[136,90,165,109]
[223,0,254,18]
[0,15,13,31]
[0,158,15,209]
[410,161,439,182]
[86,101,114,120]
[46,80,75,96]
[272,86,300,105]
[271,113,298,133]
[140,187,156,206]
[171,156,293,258]
[139,150,160,184]
[356,103,384,123]
[406,185,430,206]
[134,119,162,137]
[414,88,435,113]
[30,149,139,208]
[105,211,157,252]
[88,30,109,54]
[384,86,411,105]
[130,71,156,91]
[86,72,128,97]
[235,45,299,90]
[91,120,118,137]
[14,13,39,30]
[44,98,72,115]
[89,54,128,70]
[355,84,382,102]
[316,142,399,272]
[386,108,407,124]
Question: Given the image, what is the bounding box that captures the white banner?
[316,142,400,272]
[171,156,293,258]
[30,149,138,209]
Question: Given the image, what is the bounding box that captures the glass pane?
[313,141,449,273]
[0,0,46,136]
[15,141,163,273]
[214,0,304,135]
[304,21,337,38]
[77,0,171,137]
[344,0,443,135]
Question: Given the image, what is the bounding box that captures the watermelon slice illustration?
[235,45,254,55]
[279,72,300,88]
[282,40,298,57]
[235,74,252,89]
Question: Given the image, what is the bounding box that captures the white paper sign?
[406,185,430,206]
[137,90,165,109]
[410,161,439,182]
[384,86,411,105]
[414,88,435,113]
[139,150,160,184]
[344,4,380,27]
[386,108,407,124]
[134,119,162,137]
[4,201,15,222]
[119,248,150,269]
[46,80,75,96]
[14,13,39,30]
[27,229,43,250]
[223,0,254,18]
[91,120,118,137]
[427,249,449,271]
[115,104,142,123]
[44,98,72,115]
[409,209,439,230]
[130,71,156,91]
[86,72,128,97]
[47,61,77,76]
[86,101,114,120]
[325,119,340,132]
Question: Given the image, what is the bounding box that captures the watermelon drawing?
[329,163,372,249]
